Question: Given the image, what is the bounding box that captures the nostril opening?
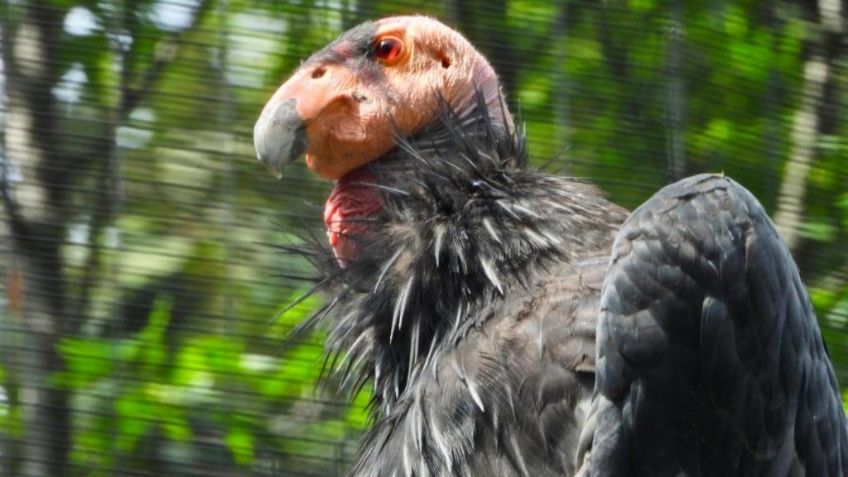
[439,54,451,69]
[311,67,326,79]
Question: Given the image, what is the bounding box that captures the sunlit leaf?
[225,424,255,465]
[114,392,155,452]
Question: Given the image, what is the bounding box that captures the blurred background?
[0,0,845,475]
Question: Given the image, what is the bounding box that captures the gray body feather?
[289,101,847,476]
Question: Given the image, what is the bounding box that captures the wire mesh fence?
[0,0,846,475]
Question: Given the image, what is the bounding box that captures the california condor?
[253,16,848,476]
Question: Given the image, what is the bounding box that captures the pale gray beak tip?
[253,97,307,179]
[257,153,284,179]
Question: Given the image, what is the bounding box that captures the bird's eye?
[373,37,404,64]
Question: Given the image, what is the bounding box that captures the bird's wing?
[579,174,848,476]
[347,255,610,477]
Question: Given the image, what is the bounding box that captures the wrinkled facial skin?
[254,16,493,179]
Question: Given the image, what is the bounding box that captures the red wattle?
[324,167,383,265]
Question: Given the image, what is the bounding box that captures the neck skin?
[325,89,515,265]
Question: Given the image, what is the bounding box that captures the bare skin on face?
[266,16,503,179]
[256,16,508,262]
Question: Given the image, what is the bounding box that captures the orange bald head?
[253,16,510,180]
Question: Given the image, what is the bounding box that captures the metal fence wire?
[0,0,846,476]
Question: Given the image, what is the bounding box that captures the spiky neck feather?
[293,94,620,414]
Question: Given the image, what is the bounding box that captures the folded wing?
[581,174,848,476]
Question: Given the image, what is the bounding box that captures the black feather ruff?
[281,91,624,417]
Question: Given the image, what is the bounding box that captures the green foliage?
[53,292,353,474]
[0,364,22,440]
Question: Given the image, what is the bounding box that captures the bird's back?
[581,175,848,476]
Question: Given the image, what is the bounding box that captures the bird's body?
[305,106,627,475]
[253,16,848,476]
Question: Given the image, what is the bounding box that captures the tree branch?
[120,0,214,116]
[74,0,214,322]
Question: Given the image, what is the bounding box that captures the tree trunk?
[772,0,843,251]
[1,4,72,476]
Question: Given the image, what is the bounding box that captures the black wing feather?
[582,174,848,476]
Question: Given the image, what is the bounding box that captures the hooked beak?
[254,64,356,179]
[253,97,307,179]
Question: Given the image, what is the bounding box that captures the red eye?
[374,37,403,64]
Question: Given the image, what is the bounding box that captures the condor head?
[253,15,512,179]
[253,16,512,262]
